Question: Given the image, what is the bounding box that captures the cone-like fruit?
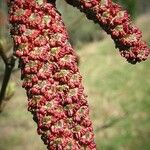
[64,0,150,64]
[9,0,96,149]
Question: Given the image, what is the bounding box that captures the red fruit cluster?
[9,0,96,149]
[64,0,150,64]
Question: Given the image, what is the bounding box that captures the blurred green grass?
[0,14,150,150]
[79,38,150,150]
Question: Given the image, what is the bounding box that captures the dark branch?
[0,0,16,111]
[0,67,19,80]
[0,43,8,65]
[0,56,16,108]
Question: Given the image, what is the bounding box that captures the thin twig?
[0,67,19,80]
[0,56,16,109]
[0,0,16,111]
[0,44,8,64]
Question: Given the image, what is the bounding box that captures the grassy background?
[0,13,150,150]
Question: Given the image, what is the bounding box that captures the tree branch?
[0,43,8,64]
[0,67,19,80]
[0,0,16,111]
[0,40,16,111]
[0,55,16,111]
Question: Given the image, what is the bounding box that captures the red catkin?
[64,0,150,64]
[9,0,96,149]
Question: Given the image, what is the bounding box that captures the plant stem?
[0,56,16,111]
[0,44,8,65]
[0,0,15,111]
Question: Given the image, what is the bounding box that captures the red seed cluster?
[9,0,96,149]
[64,0,150,64]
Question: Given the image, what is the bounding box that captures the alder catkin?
[9,0,96,149]
[64,0,150,64]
